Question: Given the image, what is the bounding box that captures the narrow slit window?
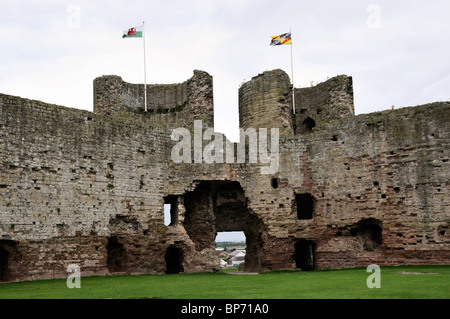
[164,196,178,226]
[164,203,171,226]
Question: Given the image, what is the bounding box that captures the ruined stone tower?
[0,69,449,282]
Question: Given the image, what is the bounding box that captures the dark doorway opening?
[294,239,316,271]
[106,236,126,272]
[0,240,16,281]
[295,193,315,220]
[165,245,184,274]
[0,246,9,281]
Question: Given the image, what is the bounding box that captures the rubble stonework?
[0,69,449,282]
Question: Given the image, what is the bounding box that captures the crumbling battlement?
[93,69,214,126]
[238,70,354,134]
[239,69,293,131]
[0,69,448,283]
[294,75,354,134]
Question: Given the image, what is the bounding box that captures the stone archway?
[183,180,266,272]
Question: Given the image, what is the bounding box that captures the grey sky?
[1,0,448,242]
[1,0,449,142]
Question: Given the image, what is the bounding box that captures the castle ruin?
[0,69,449,282]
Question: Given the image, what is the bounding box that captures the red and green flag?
[122,26,143,38]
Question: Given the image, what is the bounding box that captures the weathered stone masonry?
[0,69,449,282]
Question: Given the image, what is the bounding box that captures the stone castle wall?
[93,75,187,114]
[0,70,215,281]
[278,101,450,269]
[294,75,354,134]
[0,93,173,280]
[0,68,448,282]
[93,70,213,126]
[239,69,293,131]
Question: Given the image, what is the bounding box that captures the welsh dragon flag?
[122,26,143,38]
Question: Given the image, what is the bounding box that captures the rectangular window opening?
[295,193,315,220]
[163,196,178,226]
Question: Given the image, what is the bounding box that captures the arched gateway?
[183,181,266,272]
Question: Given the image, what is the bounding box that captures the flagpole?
[143,21,147,113]
[290,28,295,114]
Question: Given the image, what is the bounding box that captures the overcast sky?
[1,0,449,142]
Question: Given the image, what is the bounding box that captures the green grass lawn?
[0,265,448,299]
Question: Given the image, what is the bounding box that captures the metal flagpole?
[290,28,295,114]
[143,21,147,113]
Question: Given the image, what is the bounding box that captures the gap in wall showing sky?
[215,231,246,243]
